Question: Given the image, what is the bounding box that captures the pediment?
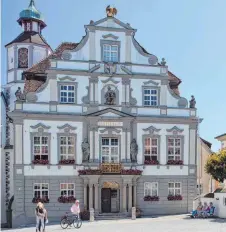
[88,17,135,31]
[86,108,134,118]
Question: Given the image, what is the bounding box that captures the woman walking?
[35,202,45,232]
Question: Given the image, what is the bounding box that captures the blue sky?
[2,0,226,151]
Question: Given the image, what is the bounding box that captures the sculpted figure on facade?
[104,63,117,76]
[15,87,26,101]
[105,86,116,105]
[189,95,196,108]
[82,138,90,162]
[130,139,138,162]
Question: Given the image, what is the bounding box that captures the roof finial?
[29,0,35,7]
[106,5,117,17]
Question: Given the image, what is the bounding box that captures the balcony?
[100,163,122,174]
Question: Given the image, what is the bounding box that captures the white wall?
[137,123,189,166]
[23,120,83,165]
[7,46,14,70]
[33,46,46,65]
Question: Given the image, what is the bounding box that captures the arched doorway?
[101,182,120,213]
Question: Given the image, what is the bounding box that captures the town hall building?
[4,1,199,226]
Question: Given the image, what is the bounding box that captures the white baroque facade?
[6,2,199,226]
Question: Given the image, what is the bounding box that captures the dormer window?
[101,40,120,63]
[143,87,159,106]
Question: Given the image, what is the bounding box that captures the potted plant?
[32,196,49,203]
[167,160,183,165]
[59,159,75,165]
[58,196,76,203]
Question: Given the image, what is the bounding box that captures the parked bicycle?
[60,212,82,229]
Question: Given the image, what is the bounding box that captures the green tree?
[205,149,226,183]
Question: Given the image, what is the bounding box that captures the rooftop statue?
[106,5,117,17]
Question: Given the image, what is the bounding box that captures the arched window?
[18,48,28,68]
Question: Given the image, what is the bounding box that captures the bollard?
[89,208,95,222]
[132,207,136,220]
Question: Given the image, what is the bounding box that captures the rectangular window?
[34,183,49,198]
[103,44,118,62]
[144,182,158,196]
[101,137,119,163]
[60,183,75,197]
[144,137,158,161]
[167,137,181,160]
[33,136,49,160]
[143,88,158,106]
[59,136,75,160]
[60,85,76,103]
[168,182,181,196]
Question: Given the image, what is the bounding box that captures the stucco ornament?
[15,87,26,101]
[130,139,138,162]
[105,86,116,105]
[189,95,196,108]
[82,138,90,162]
[26,92,38,102]
[106,5,117,17]
[104,63,117,76]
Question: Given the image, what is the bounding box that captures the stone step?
[95,213,128,220]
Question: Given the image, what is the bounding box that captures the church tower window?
[18,48,28,68]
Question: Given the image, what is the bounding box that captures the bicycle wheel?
[73,218,82,229]
[60,218,69,229]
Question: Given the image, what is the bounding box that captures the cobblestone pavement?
[2,215,226,232]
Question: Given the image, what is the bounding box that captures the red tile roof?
[23,42,181,95]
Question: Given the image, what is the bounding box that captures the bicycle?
[60,212,82,229]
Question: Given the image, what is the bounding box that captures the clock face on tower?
[18,48,28,68]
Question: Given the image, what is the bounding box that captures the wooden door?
[101,188,111,213]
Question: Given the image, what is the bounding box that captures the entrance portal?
[101,182,120,213]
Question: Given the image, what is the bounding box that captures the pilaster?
[94,183,99,211]
[28,45,34,67]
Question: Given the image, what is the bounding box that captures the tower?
[5,0,52,84]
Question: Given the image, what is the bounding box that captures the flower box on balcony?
[144,196,159,201]
[167,160,183,165]
[58,196,76,203]
[32,197,49,203]
[32,160,49,165]
[167,195,183,201]
[78,169,102,175]
[144,160,159,165]
[120,169,142,175]
[59,159,75,165]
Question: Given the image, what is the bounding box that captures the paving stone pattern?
[2,215,226,232]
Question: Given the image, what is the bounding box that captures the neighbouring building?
[196,138,214,195]
[1,91,7,224]
[215,133,226,151]
[6,1,200,226]
[3,0,51,227]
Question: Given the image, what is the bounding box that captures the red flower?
[167,195,183,201]
[32,160,49,165]
[144,160,159,165]
[167,160,183,165]
[59,159,75,165]
[58,196,76,203]
[121,169,142,175]
[32,197,49,203]
[78,169,102,175]
[144,196,159,201]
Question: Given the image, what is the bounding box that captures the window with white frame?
[144,137,158,161]
[60,183,75,197]
[167,137,181,160]
[103,44,118,62]
[34,183,49,198]
[168,182,181,196]
[143,88,158,106]
[33,136,49,160]
[144,182,158,196]
[101,138,119,163]
[59,136,75,160]
[60,85,76,103]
